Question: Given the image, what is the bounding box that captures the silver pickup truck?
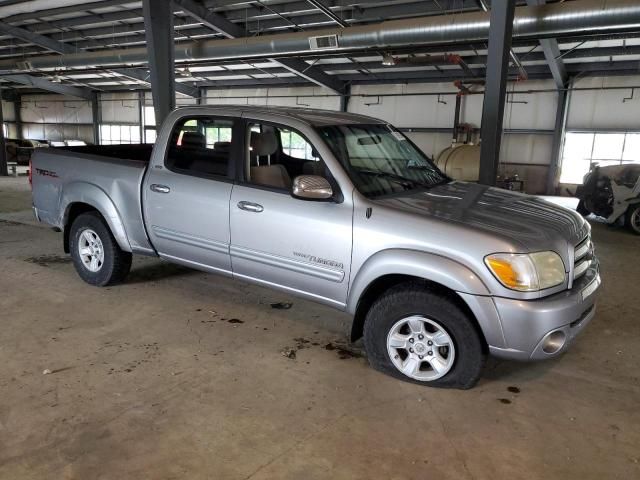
[31,105,601,389]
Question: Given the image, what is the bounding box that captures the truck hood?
[373,181,589,252]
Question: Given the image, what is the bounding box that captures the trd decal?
[35,168,59,178]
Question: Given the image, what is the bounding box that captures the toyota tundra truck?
[30,105,601,389]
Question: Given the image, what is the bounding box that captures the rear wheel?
[363,282,486,389]
[69,212,132,286]
[625,204,640,235]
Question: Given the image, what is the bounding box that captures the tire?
[625,204,640,235]
[69,212,132,286]
[363,282,486,389]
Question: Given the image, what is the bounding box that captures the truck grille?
[573,235,592,281]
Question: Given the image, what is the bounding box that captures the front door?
[229,120,353,307]
[143,115,237,274]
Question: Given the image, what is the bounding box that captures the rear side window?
[166,116,234,178]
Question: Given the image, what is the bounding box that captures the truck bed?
[58,144,154,162]
[31,145,154,253]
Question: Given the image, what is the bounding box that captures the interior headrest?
[214,141,231,152]
[250,130,278,157]
[181,131,206,149]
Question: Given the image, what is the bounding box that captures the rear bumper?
[483,263,601,361]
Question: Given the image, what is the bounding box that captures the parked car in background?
[575,163,640,234]
[6,138,48,165]
[30,106,601,389]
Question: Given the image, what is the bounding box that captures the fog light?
[542,330,566,354]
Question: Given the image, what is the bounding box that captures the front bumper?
[486,263,601,361]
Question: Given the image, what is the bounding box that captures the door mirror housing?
[291,175,334,201]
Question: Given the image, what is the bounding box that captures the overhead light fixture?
[381,53,397,66]
[182,66,192,77]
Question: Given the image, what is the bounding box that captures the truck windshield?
[316,124,448,198]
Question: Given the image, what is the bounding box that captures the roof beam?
[176,0,245,38]
[2,0,135,24]
[2,74,93,99]
[115,68,198,98]
[174,0,347,93]
[526,0,567,88]
[306,0,349,28]
[0,21,198,97]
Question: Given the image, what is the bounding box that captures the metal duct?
[6,0,640,71]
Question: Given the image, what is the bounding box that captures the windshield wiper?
[406,165,450,186]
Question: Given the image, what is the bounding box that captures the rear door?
[143,114,239,275]
[229,117,353,307]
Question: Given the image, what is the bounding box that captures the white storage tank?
[435,143,481,182]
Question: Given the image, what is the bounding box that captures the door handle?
[237,201,264,213]
[150,184,171,194]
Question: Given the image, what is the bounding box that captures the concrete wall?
[19,94,93,143]
[203,86,341,110]
[101,92,140,125]
[2,99,17,138]
[567,76,640,130]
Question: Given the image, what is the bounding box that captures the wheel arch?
[347,250,499,349]
[60,183,132,253]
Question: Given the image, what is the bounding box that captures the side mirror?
[291,175,333,201]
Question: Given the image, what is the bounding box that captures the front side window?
[166,116,234,177]
[317,124,447,198]
[245,122,325,190]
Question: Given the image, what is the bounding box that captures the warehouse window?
[143,106,156,143]
[205,125,232,148]
[100,124,141,145]
[560,131,640,184]
[280,129,315,160]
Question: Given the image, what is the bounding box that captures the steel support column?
[142,0,175,128]
[138,90,145,144]
[14,93,22,139]
[91,91,100,145]
[198,87,206,105]
[340,85,351,112]
[0,87,7,176]
[478,0,516,186]
[546,83,571,194]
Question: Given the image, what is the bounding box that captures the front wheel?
[69,212,132,286]
[625,204,640,235]
[363,282,486,389]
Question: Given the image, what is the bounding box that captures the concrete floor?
[1,176,639,480]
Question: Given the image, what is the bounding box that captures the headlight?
[485,251,566,292]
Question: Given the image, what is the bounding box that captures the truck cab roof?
[178,104,386,127]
